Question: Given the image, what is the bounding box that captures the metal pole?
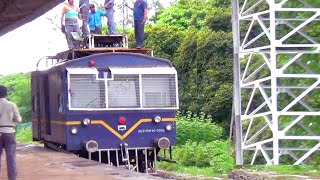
[122,0,125,33]
[269,0,279,165]
[231,0,243,165]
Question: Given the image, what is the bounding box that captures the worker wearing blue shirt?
[88,4,106,34]
[126,0,148,49]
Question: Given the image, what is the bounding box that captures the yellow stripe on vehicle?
[91,120,123,140]
[162,118,176,122]
[122,118,152,139]
[47,118,176,140]
[65,121,81,125]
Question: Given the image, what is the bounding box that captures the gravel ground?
[155,169,320,180]
[0,144,165,180]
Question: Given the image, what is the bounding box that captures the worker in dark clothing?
[104,0,117,35]
[0,85,22,180]
[61,0,82,49]
[79,0,90,37]
[125,0,148,49]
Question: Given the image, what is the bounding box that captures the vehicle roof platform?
[74,47,154,57]
[37,34,154,69]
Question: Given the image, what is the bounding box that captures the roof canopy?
[0,0,64,36]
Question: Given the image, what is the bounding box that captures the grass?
[158,145,320,179]
[242,165,320,176]
[15,123,35,144]
[158,163,320,179]
[158,161,226,177]
[157,146,229,178]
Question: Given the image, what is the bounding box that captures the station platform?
[0,144,164,180]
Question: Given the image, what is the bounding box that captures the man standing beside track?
[0,85,22,180]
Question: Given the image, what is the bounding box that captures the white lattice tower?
[236,0,320,165]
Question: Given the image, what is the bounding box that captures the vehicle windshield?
[68,72,178,110]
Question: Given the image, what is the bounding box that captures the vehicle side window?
[32,96,36,112]
[58,94,64,113]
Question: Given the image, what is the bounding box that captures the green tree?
[0,73,31,122]
[152,0,231,31]
[145,23,184,59]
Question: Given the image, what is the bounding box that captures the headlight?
[82,118,91,126]
[71,127,78,134]
[166,124,173,131]
[154,137,171,149]
[154,116,162,123]
[85,140,99,153]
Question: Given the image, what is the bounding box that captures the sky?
[0,0,172,75]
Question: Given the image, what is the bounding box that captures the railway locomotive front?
[32,52,179,172]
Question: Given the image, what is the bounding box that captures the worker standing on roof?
[61,0,82,49]
[125,0,148,49]
[88,4,106,35]
[79,0,90,37]
[104,0,117,35]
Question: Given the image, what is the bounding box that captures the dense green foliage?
[0,73,31,122]
[167,112,235,174]
[159,140,234,174]
[178,141,234,172]
[176,111,223,144]
[152,0,230,30]
[160,114,234,174]
[16,123,33,144]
